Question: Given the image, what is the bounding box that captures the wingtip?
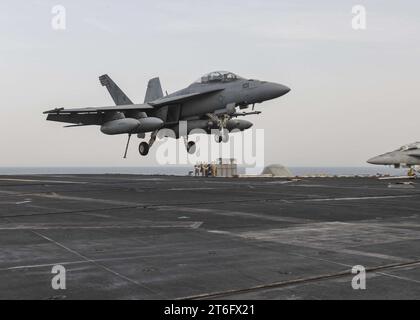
[43,107,64,114]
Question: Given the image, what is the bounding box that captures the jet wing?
[43,103,153,115]
[149,88,224,107]
[45,113,102,125]
[44,104,154,126]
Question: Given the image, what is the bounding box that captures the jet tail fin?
[144,77,164,103]
[99,74,133,105]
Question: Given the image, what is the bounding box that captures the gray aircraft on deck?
[44,71,290,157]
[367,142,420,171]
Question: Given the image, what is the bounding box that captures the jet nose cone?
[367,154,393,165]
[367,156,381,165]
[261,82,291,101]
[279,84,291,96]
[271,83,291,98]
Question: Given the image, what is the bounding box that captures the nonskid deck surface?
[1,174,419,299]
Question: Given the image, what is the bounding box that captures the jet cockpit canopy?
[194,71,243,84]
[398,142,420,151]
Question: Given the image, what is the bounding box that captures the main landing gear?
[123,131,158,158]
[136,132,197,157]
[123,134,132,159]
[138,141,149,156]
[138,130,158,157]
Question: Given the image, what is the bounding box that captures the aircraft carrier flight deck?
[1,174,420,300]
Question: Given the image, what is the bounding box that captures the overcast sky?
[1,0,419,167]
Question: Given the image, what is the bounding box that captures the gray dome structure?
[261,164,293,177]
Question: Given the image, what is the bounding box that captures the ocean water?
[0,166,407,176]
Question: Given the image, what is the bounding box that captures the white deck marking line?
[82,212,112,218]
[338,249,407,262]
[31,231,166,298]
[205,229,411,264]
[33,193,142,206]
[15,200,32,205]
[169,188,216,191]
[303,195,416,202]
[377,272,420,284]
[0,190,143,206]
[0,178,88,184]
[292,184,419,193]
[157,206,312,224]
[0,260,89,271]
[290,252,352,268]
[0,239,229,272]
[0,222,203,230]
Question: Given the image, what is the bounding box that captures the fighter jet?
[44,71,290,157]
[367,142,420,174]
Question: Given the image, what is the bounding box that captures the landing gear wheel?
[215,135,223,143]
[139,142,149,156]
[187,141,196,154]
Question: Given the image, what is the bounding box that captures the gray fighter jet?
[367,142,420,171]
[44,71,290,157]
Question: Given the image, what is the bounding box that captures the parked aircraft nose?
[367,156,382,165]
[367,153,394,165]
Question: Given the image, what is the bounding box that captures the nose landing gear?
[206,113,230,144]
